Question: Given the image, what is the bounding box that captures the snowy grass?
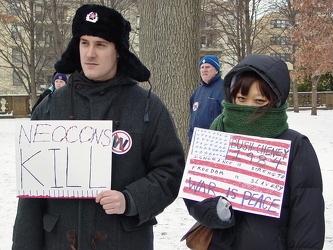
[1,110,332,249]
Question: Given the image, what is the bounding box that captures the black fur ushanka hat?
[54,4,150,82]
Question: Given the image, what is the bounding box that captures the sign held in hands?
[178,128,291,218]
[16,120,113,198]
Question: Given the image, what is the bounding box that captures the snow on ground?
[1,109,332,249]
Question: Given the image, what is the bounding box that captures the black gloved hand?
[216,197,231,221]
[190,196,235,229]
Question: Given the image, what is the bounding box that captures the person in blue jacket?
[188,55,224,143]
[31,73,67,114]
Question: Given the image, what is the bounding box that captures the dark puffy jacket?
[12,72,185,250]
[184,54,325,249]
[188,73,224,142]
[31,88,52,114]
[185,129,325,249]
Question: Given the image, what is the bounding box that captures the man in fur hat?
[12,4,185,250]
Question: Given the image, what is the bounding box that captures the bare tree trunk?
[284,0,299,113]
[311,76,320,115]
[51,0,62,58]
[245,0,251,55]
[236,0,245,60]
[29,0,37,107]
[292,79,299,112]
[138,0,156,78]
[139,0,201,149]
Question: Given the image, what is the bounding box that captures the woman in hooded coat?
[184,54,325,250]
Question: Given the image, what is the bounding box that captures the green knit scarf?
[210,101,289,138]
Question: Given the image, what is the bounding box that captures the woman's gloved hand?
[217,197,231,221]
[190,196,235,229]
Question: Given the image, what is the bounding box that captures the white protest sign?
[178,127,291,218]
[16,120,113,198]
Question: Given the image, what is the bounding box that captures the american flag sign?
[178,128,291,218]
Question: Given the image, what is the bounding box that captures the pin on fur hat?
[54,4,150,82]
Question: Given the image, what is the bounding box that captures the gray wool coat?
[12,72,185,249]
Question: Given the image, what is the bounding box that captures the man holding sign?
[182,54,325,249]
[12,4,185,250]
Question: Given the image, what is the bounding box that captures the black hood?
[224,54,290,107]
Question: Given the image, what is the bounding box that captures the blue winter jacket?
[188,73,223,142]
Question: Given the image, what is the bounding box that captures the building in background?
[256,11,293,66]
[0,0,139,116]
[199,0,294,77]
[0,0,298,114]
[0,1,73,95]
